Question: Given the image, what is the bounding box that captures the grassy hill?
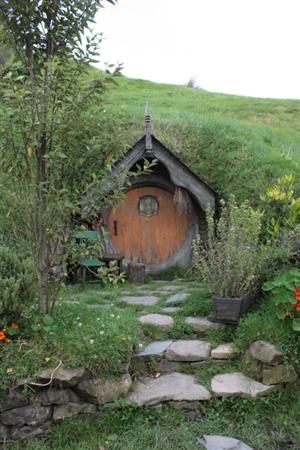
[104,76,300,204]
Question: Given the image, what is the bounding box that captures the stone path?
[105,282,285,404]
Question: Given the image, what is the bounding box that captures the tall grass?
[102,75,300,204]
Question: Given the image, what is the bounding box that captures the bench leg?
[81,266,86,286]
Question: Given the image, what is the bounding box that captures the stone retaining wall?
[0,340,298,444]
[0,367,132,443]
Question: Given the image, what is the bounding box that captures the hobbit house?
[102,106,218,273]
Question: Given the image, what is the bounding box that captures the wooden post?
[128,263,146,284]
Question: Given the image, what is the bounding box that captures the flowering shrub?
[0,322,20,344]
[262,269,300,331]
[260,174,300,242]
[193,195,264,297]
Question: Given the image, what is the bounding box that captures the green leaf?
[43,326,52,333]
[292,320,300,332]
[43,314,55,326]
[262,278,283,291]
[289,298,298,305]
[283,281,296,291]
[7,327,19,336]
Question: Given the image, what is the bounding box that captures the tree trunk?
[37,266,49,314]
[36,227,49,314]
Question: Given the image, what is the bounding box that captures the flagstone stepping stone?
[138,314,174,329]
[121,296,159,306]
[161,306,182,314]
[135,340,173,358]
[160,285,179,292]
[211,372,277,399]
[185,317,225,333]
[198,435,253,450]
[166,293,189,304]
[211,343,238,360]
[86,304,112,309]
[127,372,211,406]
[165,340,211,362]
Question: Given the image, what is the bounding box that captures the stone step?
[135,340,237,362]
[135,340,173,358]
[165,340,211,362]
[185,317,225,333]
[211,372,277,399]
[127,372,211,406]
[211,343,238,360]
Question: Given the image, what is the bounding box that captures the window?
[138,195,159,217]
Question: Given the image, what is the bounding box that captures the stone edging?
[0,340,298,443]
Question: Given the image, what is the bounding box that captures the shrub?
[234,287,300,371]
[260,174,300,242]
[0,247,36,319]
[97,261,126,286]
[193,196,264,297]
[262,269,300,332]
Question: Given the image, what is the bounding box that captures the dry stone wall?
[0,368,132,443]
[0,340,298,444]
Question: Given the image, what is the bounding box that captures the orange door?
[107,186,189,265]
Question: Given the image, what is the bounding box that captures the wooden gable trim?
[111,135,217,212]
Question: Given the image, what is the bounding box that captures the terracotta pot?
[212,289,259,324]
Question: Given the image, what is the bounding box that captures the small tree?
[0,0,135,314]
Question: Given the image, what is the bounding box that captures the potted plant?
[193,196,264,323]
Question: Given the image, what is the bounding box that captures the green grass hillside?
[104,76,300,203]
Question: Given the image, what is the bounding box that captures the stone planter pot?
[212,289,259,324]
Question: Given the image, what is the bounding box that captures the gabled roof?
[112,132,218,212]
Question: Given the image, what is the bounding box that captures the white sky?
[94,0,300,99]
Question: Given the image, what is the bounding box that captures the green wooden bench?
[74,230,106,285]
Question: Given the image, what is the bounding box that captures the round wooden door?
[107,186,189,265]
